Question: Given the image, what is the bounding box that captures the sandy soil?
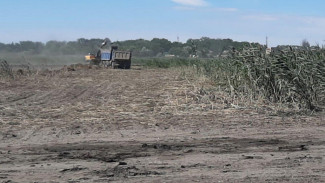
[0,66,324,182]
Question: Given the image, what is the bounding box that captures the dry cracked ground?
[0,66,325,182]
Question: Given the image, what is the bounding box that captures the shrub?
[0,59,14,79]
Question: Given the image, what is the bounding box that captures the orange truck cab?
[85,54,96,61]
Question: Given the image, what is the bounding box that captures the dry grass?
[3,47,325,114]
[0,59,14,79]
[175,47,325,113]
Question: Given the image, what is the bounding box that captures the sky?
[1,0,325,46]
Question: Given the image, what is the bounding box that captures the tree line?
[0,37,260,58]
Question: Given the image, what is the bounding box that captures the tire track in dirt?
[0,136,324,182]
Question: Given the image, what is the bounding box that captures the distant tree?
[302,39,310,48]
[33,42,44,54]
[169,47,189,57]
[149,38,172,56]
[0,43,5,52]
[45,41,66,54]
[19,41,44,54]
[0,37,263,57]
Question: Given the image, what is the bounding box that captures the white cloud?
[171,0,208,7]
[215,8,238,12]
[173,6,195,11]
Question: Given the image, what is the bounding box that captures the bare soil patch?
[0,67,324,182]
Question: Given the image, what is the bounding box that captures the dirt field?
[0,66,325,182]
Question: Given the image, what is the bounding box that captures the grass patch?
[139,47,325,111]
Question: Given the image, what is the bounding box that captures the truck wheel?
[102,61,108,68]
[99,61,104,67]
[125,61,131,69]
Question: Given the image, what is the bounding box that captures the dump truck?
[85,39,132,69]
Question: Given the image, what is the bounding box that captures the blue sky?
[1,0,325,46]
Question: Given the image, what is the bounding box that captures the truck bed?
[113,51,132,60]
